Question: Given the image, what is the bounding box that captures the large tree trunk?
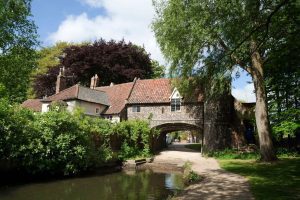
[251,42,277,161]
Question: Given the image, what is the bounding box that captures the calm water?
[0,169,184,200]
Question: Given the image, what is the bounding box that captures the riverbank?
[152,144,254,200]
[219,157,300,200]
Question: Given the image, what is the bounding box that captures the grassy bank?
[218,157,300,200]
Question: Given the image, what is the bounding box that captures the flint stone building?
[22,71,255,152]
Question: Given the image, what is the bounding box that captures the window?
[132,105,141,112]
[171,98,181,112]
[95,108,100,114]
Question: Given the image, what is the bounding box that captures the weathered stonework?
[203,95,234,153]
[127,93,251,153]
[127,102,203,130]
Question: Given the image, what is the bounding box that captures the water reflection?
[0,169,184,200]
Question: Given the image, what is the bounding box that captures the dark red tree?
[33,39,153,98]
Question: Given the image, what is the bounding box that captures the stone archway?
[151,122,203,151]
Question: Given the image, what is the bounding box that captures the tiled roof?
[96,82,134,114]
[41,84,109,105]
[21,99,42,112]
[127,78,172,104]
[127,78,203,104]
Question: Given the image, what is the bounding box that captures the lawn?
[184,143,201,151]
[218,157,300,200]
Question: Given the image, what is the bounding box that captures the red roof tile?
[127,78,204,104]
[96,82,134,114]
[21,99,42,112]
[127,78,172,104]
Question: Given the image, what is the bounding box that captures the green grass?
[218,157,300,200]
[184,143,201,151]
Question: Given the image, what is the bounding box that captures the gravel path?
[153,144,254,200]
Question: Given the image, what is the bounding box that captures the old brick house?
[23,71,255,152]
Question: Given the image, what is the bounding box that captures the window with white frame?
[132,105,141,112]
[171,98,181,112]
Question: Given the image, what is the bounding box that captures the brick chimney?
[55,67,67,94]
[90,74,99,89]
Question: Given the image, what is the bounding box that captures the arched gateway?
[23,75,255,153]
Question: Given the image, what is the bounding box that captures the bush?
[207,148,259,160]
[183,162,202,185]
[276,148,299,157]
[0,101,114,175]
[0,99,155,175]
[0,99,35,160]
[114,120,153,160]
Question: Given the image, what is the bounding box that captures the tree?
[27,42,85,98]
[34,42,75,76]
[152,0,299,161]
[265,21,300,139]
[0,0,38,102]
[151,60,166,78]
[33,39,154,98]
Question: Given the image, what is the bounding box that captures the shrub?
[0,102,114,176]
[207,148,259,160]
[183,162,202,185]
[0,100,155,175]
[114,120,153,160]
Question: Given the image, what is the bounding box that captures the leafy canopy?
[33,39,154,98]
[152,0,299,96]
[0,0,39,102]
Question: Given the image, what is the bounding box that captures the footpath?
[152,144,254,200]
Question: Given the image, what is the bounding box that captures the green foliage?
[151,60,166,78]
[0,101,114,175]
[276,148,299,158]
[48,100,68,112]
[183,162,202,185]
[0,98,35,159]
[219,157,300,200]
[114,120,153,160]
[272,108,300,138]
[0,0,39,102]
[209,148,299,160]
[35,42,84,75]
[0,101,155,175]
[208,148,260,160]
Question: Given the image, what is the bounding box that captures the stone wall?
[127,102,204,128]
[203,95,234,153]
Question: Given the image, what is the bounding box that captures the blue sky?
[31,0,255,102]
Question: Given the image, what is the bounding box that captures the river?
[0,169,184,200]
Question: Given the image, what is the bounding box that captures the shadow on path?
[152,143,254,200]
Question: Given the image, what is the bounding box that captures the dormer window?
[170,88,182,112]
[171,98,181,112]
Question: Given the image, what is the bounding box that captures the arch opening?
[151,123,203,152]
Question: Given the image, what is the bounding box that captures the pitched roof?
[127,78,172,104]
[126,78,204,104]
[96,82,134,114]
[21,99,42,112]
[41,84,109,105]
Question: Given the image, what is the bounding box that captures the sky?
[31,0,255,102]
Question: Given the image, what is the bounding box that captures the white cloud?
[48,0,166,64]
[232,84,256,103]
[79,0,104,8]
